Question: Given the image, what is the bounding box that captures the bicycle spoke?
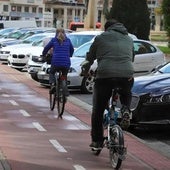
[109,125,124,169]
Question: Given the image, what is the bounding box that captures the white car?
[7,46,43,71]
[37,38,166,93]
[27,30,103,81]
[27,35,54,80]
[67,30,137,49]
[67,30,103,49]
[0,32,55,64]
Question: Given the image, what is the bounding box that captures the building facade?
[0,0,164,30]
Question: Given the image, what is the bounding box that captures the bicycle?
[91,88,127,169]
[49,71,67,118]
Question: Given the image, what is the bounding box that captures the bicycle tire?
[109,125,124,169]
[57,81,66,118]
[49,91,56,111]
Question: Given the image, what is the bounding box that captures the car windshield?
[21,35,47,44]
[5,30,23,39]
[159,62,170,73]
[73,42,92,57]
[68,34,95,48]
[0,28,16,37]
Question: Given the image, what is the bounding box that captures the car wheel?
[81,74,95,94]
[30,74,39,82]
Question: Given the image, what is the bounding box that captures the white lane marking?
[49,139,67,153]
[32,122,47,132]
[2,94,10,97]
[9,100,19,106]
[74,165,86,170]
[63,115,90,130]
[19,109,31,117]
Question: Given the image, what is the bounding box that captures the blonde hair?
[56,28,66,44]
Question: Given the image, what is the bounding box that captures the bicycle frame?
[49,71,66,118]
[92,88,126,169]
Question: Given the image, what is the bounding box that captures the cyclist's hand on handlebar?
[38,55,45,62]
[80,67,89,77]
[80,60,91,77]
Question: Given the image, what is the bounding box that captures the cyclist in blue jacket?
[42,28,74,96]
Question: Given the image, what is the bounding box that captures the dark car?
[130,62,170,126]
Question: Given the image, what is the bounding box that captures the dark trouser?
[49,65,69,95]
[49,65,69,84]
[91,77,134,142]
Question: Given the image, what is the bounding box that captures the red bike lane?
[0,64,170,170]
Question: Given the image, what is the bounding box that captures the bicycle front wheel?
[109,125,125,169]
[49,91,56,111]
[57,82,66,118]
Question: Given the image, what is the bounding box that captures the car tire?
[81,74,95,94]
[30,74,39,82]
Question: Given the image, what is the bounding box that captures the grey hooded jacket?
[85,23,134,79]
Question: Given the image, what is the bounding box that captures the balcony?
[10,0,42,6]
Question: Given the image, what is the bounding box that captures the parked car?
[7,34,55,71]
[0,32,55,63]
[67,30,103,49]
[37,38,166,93]
[27,30,103,81]
[27,36,54,80]
[129,61,170,127]
[7,45,43,71]
[0,27,70,47]
[0,28,32,43]
[0,28,17,38]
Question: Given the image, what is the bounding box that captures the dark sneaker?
[89,141,103,151]
[120,107,131,130]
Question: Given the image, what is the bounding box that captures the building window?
[32,7,36,13]
[38,8,43,13]
[54,9,59,15]
[11,6,16,11]
[61,9,64,15]
[3,5,8,12]
[17,6,21,12]
[24,6,29,12]
[45,8,51,12]
[68,9,72,15]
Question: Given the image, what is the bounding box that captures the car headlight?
[32,55,43,62]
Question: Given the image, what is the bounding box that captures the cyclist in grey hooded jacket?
[81,19,134,150]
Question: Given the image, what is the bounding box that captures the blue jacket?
[42,36,74,68]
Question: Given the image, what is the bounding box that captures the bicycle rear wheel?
[109,125,125,169]
[57,81,66,118]
[49,88,56,111]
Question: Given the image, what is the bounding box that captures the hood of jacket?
[107,23,128,35]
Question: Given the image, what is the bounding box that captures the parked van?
[0,20,37,29]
